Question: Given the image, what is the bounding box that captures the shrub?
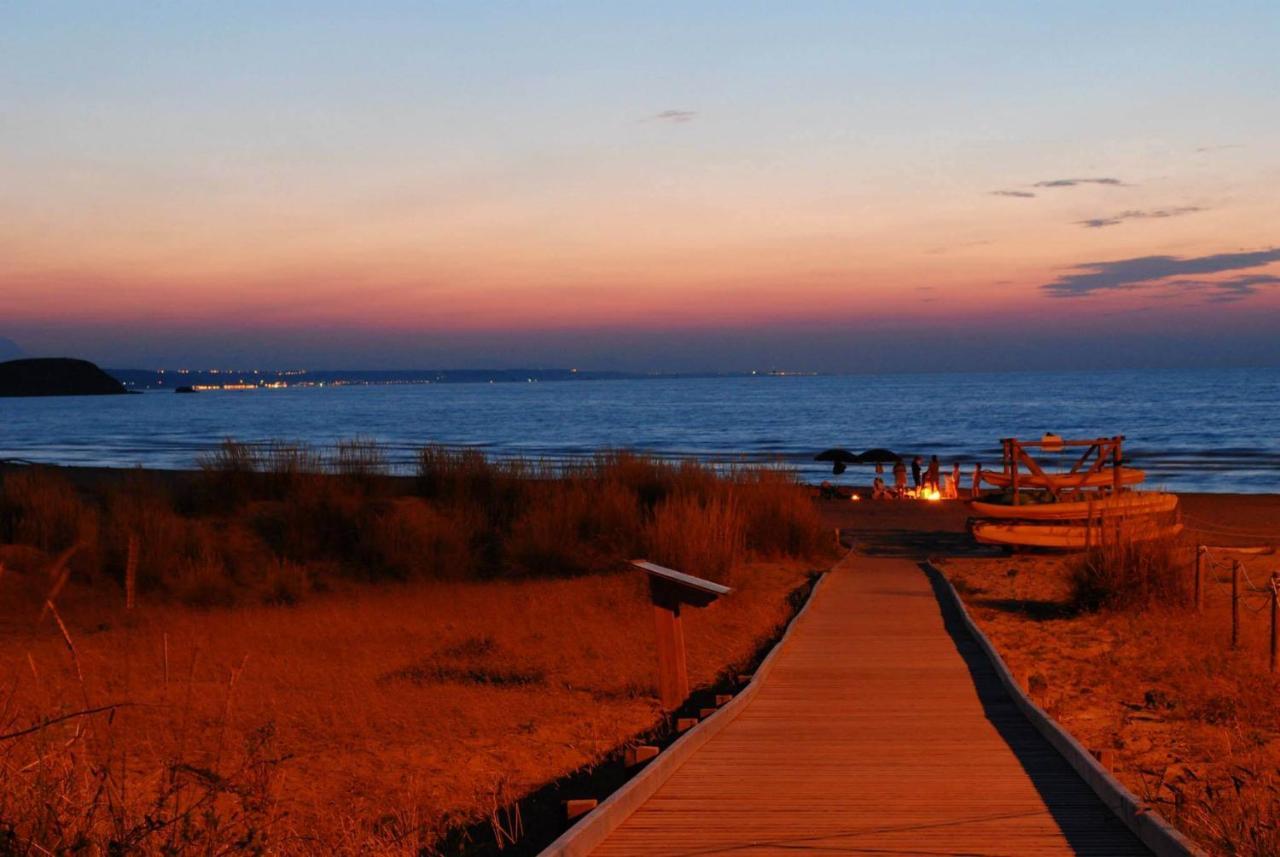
[2,449,827,604]
[260,441,323,498]
[363,498,480,580]
[103,475,189,592]
[0,468,98,559]
[418,446,518,504]
[257,559,313,605]
[1068,529,1186,612]
[331,436,387,483]
[736,469,831,559]
[170,554,238,608]
[252,477,365,569]
[591,451,674,509]
[646,492,744,584]
[196,438,261,508]
[1181,758,1280,857]
[505,481,639,577]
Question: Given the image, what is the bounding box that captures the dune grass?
[0,448,831,854]
[1067,529,1188,612]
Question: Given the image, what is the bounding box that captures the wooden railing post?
[1231,560,1241,650]
[1112,435,1123,494]
[1009,440,1020,504]
[1270,572,1278,674]
[650,582,690,711]
[125,534,139,611]
[1194,546,1205,612]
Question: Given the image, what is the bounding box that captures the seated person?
[871,476,889,500]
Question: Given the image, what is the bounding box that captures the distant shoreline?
[102,363,1280,391]
[106,367,818,391]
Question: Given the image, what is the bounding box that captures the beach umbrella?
[814,448,857,476]
[856,448,901,464]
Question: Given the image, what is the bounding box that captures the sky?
[2,1,1279,372]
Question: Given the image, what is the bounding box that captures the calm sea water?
[2,368,1278,493]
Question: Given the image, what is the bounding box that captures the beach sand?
[898,492,1280,856]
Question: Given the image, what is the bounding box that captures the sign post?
[631,560,731,711]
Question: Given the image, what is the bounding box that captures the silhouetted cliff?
[0,358,128,397]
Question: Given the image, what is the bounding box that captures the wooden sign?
[630,560,731,710]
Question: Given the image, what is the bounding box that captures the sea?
[2,367,1278,493]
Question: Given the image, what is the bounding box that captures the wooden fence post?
[125,534,139,611]
[1231,560,1241,650]
[1194,546,1205,612]
[651,593,689,711]
[1270,572,1278,674]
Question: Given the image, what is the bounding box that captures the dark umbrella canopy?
[856,448,901,464]
[815,448,858,476]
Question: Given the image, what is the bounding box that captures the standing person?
[893,458,907,497]
[911,455,923,489]
[925,455,940,491]
[875,461,884,477]
[948,462,962,499]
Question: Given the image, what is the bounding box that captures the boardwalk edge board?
[924,561,1206,857]
[537,555,841,857]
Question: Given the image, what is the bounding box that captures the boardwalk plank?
[590,555,1147,856]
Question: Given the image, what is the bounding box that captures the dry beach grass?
[0,450,830,854]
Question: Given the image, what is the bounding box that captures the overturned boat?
[972,520,1183,550]
[970,491,1177,521]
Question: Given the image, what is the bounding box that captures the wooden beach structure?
[970,434,1181,550]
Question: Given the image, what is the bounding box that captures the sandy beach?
[2,456,1278,854]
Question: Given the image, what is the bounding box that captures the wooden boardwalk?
[591,555,1148,856]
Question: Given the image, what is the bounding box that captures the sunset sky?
[3,2,1279,372]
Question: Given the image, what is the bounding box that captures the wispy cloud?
[1033,177,1126,188]
[990,189,1036,198]
[1165,274,1280,302]
[650,109,697,123]
[1076,206,1204,229]
[1040,248,1280,298]
[1195,144,1241,153]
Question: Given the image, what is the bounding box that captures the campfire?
[849,486,942,501]
[907,486,942,502]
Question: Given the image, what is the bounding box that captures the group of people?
[870,454,962,500]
